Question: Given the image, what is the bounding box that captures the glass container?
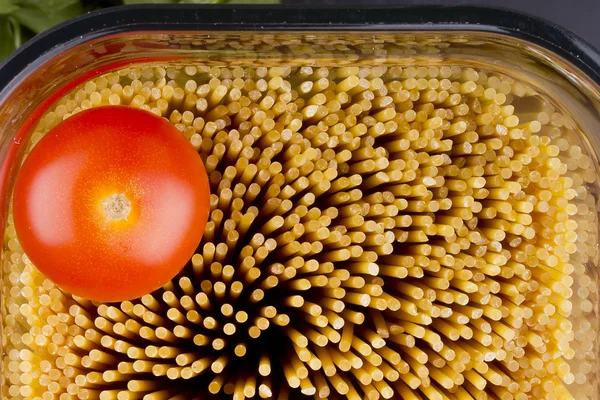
[1,5,599,400]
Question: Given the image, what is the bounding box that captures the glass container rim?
[1,4,600,105]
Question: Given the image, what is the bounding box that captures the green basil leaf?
[12,1,82,34]
[0,15,17,61]
[17,0,80,11]
[0,0,18,15]
[178,0,219,3]
[8,14,20,48]
[123,0,178,4]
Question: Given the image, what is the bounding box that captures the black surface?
[283,0,600,52]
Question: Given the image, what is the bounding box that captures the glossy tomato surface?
[13,106,210,302]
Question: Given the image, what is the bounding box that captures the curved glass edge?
[1,28,600,397]
[0,4,600,84]
[2,5,600,101]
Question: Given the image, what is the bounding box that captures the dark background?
[283,0,600,52]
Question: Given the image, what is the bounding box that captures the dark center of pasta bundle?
[1,64,598,400]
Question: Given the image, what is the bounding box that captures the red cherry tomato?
[13,106,210,302]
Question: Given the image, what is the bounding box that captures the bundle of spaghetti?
[2,62,598,400]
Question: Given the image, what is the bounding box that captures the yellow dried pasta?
[1,63,598,400]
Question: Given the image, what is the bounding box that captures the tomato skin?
[13,106,210,302]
